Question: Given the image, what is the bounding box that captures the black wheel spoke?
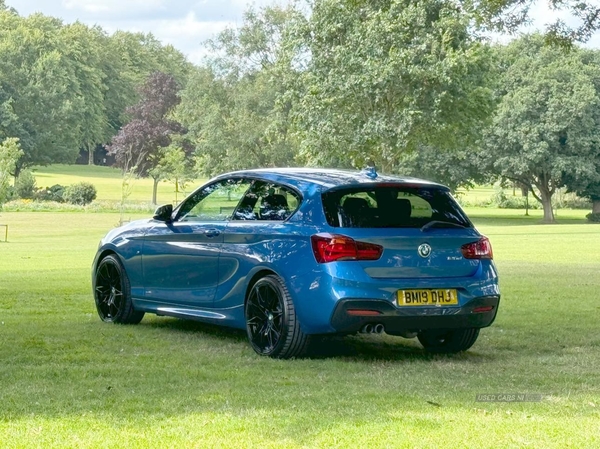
[95,259,125,321]
[246,280,285,355]
[93,255,144,325]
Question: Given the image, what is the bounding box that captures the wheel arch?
[244,269,279,304]
[92,249,124,288]
[96,249,117,265]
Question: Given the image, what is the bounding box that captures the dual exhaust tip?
[360,323,385,334]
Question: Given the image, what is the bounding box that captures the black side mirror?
[153,204,173,222]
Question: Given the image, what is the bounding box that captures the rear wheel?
[418,328,480,354]
[245,275,308,359]
[94,255,144,324]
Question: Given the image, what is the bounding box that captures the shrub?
[552,190,592,210]
[586,212,600,223]
[34,184,66,202]
[15,170,37,199]
[64,182,97,205]
[0,185,16,204]
[491,189,541,210]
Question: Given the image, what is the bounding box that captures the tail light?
[461,237,493,259]
[311,233,383,263]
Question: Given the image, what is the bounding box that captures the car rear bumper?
[329,295,500,334]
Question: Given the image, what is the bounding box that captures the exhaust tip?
[374,324,384,334]
[361,324,374,334]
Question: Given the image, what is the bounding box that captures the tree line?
[0,0,191,175]
[2,0,600,222]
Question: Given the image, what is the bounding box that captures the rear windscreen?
[322,186,472,228]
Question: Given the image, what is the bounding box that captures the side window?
[177,179,252,222]
[233,181,301,221]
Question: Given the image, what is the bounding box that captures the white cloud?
[157,12,230,39]
[137,14,235,64]
[7,0,267,63]
[7,0,600,65]
[62,0,166,14]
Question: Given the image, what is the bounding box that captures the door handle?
[203,229,221,238]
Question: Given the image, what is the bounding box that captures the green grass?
[0,165,598,447]
[30,164,206,204]
[0,208,599,448]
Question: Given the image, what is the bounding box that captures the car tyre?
[417,328,480,354]
[245,275,308,359]
[94,254,145,324]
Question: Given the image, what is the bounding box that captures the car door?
[141,178,253,308]
[215,180,305,309]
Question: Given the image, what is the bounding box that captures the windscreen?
[322,185,472,229]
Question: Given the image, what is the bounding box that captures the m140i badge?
[418,243,432,258]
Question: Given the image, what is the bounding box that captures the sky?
[5,0,600,65]
[5,0,282,64]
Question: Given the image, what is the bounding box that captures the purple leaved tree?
[107,72,184,204]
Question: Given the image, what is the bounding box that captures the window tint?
[177,179,252,222]
[322,186,471,228]
[233,181,301,221]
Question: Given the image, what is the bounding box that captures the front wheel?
[418,328,480,354]
[245,275,308,359]
[94,255,144,324]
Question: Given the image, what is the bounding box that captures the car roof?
[216,168,448,190]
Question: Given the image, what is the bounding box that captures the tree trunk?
[13,163,22,183]
[539,188,555,223]
[592,200,600,214]
[88,145,95,166]
[152,176,159,205]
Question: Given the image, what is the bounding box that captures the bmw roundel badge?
[418,243,432,258]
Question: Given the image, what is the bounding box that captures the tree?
[150,140,196,204]
[0,137,22,204]
[0,7,192,170]
[59,23,112,166]
[101,30,192,138]
[481,35,600,223]
[0,12,84,175]
[294,0,495,170]
[108,72,184,204]
[178,6,302,176]
[395,147,486,191]
[0,0,16,14]
[469,0,600,45]
[563,152,600,215]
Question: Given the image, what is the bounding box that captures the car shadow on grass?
[142,317,493,363]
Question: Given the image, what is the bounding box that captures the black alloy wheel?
[245,275,308,359]
[94,255,144,324]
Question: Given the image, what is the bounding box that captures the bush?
[491,189,541,210]
[552,189,592,210]
[0,185,16,204]
[34,184,66,203]
[15,170,37,199]
[586,212,600,223]
[64,182,97,205]
[1,199,155,213]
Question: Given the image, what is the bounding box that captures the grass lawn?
[0,209,598,448]
[0,166,599,447]
[30,164,206,204]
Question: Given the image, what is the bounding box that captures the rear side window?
[233,181,301,221]
[322,186,471,228]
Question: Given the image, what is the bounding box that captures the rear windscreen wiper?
[421,221,467,232]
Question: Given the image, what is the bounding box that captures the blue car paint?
[93,168,500,336]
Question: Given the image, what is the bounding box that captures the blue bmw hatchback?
[92,168,500,358]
